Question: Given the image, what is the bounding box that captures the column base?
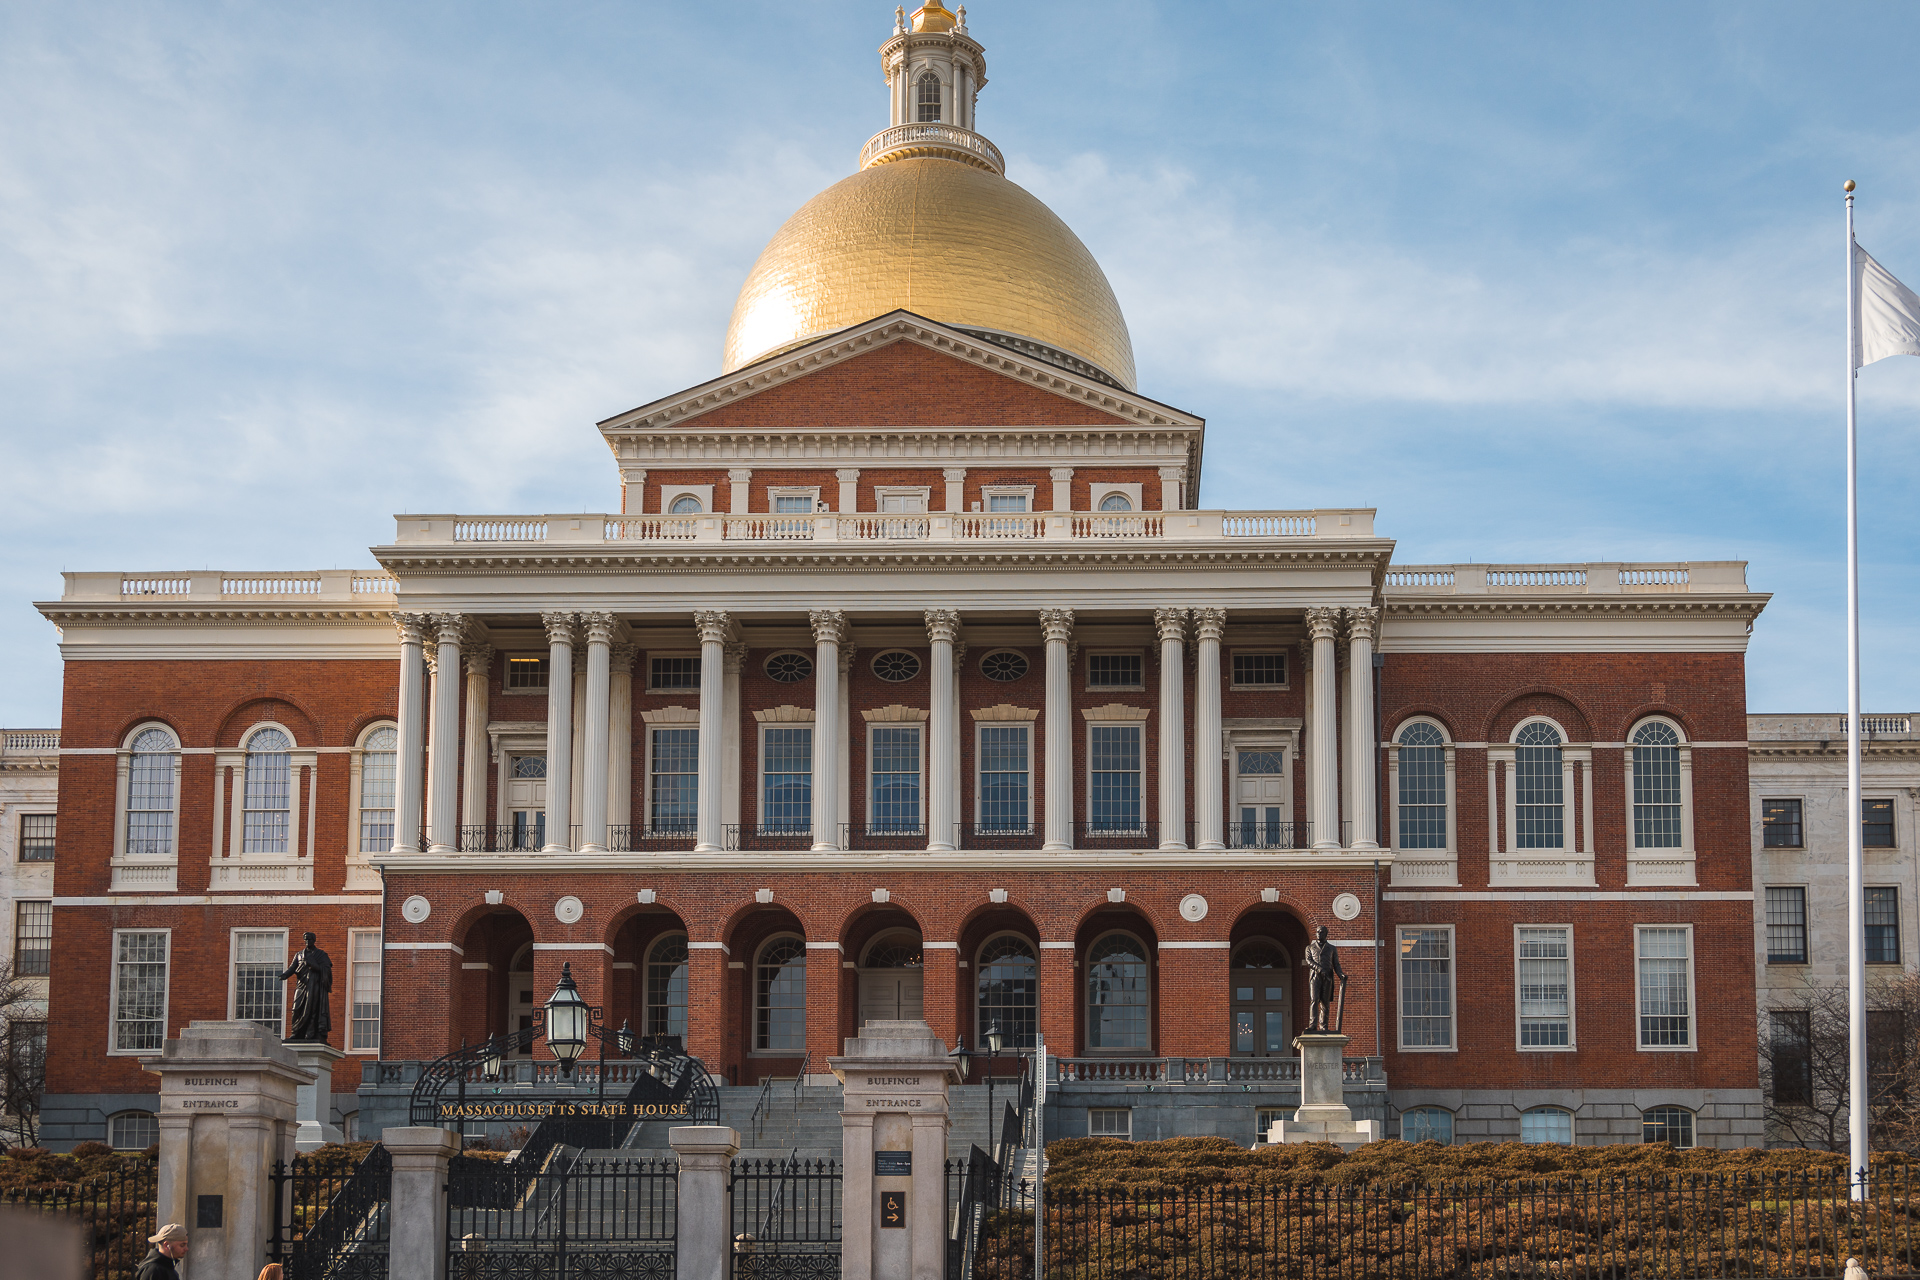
[1158,841,1190,851]
[811,842,842,852]
[578,843,607,853]
[427,842,455,854]
[541,843,571,854]
[1350,840,1380,851]
[1042,841,1072,852]
[1311,840,1342,851]
[1196,841,1225,851]
[926,842,957,852]
[693,842,722,854]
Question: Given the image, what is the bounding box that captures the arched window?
[1394,722,1448,850]
[1642,1105,1694,1148]
[125,727,179,857]
[242,727,293,854]
[1230,940,1291,1057]
[647,934,689,1042]
[1520,1105,1573,1144]
[977,935,1037,1049]
[108,1110,158,1151]
[1098,493,1133,512]
[756,937,806,1053]
[358,725,398,853]
[1401,1106,1454,1144]
[916,71,942,122]
[1632,721,1683,848]
[670,494,702,514]
[1513,722,1564,849]
[1086,933,1150,1051]
[863,933,924,969]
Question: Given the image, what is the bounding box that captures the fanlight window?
[1513,722,1564,849]
[669,495,702,514]
[1086,933,1150,1050]
[1632,721,1683,848]
[916,71,941,122]
[243,728,292,854]
[978,935,1037,1049]
[647,935,689,1041]
[1396,722,1447,850]
[863,933,924,969]
[126,727,179,858]
[1098,493,1133,512]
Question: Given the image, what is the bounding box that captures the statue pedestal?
[289,1043,345,1151]
[1270,1034,1379,1150]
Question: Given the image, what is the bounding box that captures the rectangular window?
[243,744,291,854]
[359,743,396,853]
[1766,887,1808,964]
[126,744,176,858]
[504,656,548,691]
[986,493,1029,512]
[231,929,287,1032]
[1088,1108,1132,1139]
[773,493,814,513]
[1866,887,1901,964]
[1762,798,1803,848]
[1514,743,1564,849]
[1230,652,1287,687]
[869,725,923,833]
[1397,737,1448,850]
[1870,1009,1908,1099]
[112,930,170,1053]
[761,727,813,833]
[1516,926,1572,1049]
[1637,926,1693,1049]
[650,655,701,690]
[1398,927,1454,1049]
[977,725,1032,834]
[18,813,55,862]
[14,901,51,976]
[1087,725,1143,833]
[1255,1106,1290,1144]
[349,930,382,1051]
[1769,1010,1812,1104]
[1864,799,1896,848]
[1087,653,1142,689]
[648,728,699,834]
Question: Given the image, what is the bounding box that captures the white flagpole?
[1845,178,1868,1200]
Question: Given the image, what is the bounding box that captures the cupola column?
[926,610,960,850]
[426,614,466,853]
[693,611,733,853]
[540,613,577,852]
[391,614,429,853]
[810,610,849,851]
[1193,608,1227,850]
[1305,608,1342,850]
[1040,608,1075,851]
[1155,609,1189,850]
[1345,607,1380,851]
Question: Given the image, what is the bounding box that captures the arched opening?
[453,907,535,1052]
[1230,938,1293,1057]
[1075,906,1159,1055]
[727,906,807,1085]
[610,907,691,1048]
[916,71,942,123]
[857,929,925,1024]
[956,904,1040,1076]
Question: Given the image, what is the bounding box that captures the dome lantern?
[861,4,999,174]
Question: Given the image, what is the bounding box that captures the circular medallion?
[765,651,813,683]
[400,894,431,924]
[554,895,585,925]
[981,649,1030,682]
[1179,893,1209,922]
[1332,892,1362,922]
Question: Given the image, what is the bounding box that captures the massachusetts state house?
[35,3,1769,1151]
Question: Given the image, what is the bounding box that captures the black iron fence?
[449,1152,676,1280]
[269,1144,391,1280]
[731,1155,841,1278]
[0,1158,156,1280]
[973,1168,1920,1280]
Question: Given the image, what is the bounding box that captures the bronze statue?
[1303,925,1347,1034]
[279,931,333,1044]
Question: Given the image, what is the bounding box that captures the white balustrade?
[608,517,701,541]
[955,514,1046,539]
[453,519,547,542]
[1619,566,1690,589]
[838,515,929,541]
[859,123,1006,175]
[1222,513,1315,537]
[222,577,323,596]
[121,578,190,596]
[727,516,817,541]
[1383,568,1455,589]
[1069,514,1162,539]
[1864,715,1914,735]
[351,575,397,594]
[2,730,59,752]
[1488,567,1587,588]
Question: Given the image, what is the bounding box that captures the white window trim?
[757,720,816,835]
[980,485,1036,512]
[872,485,933,513]
[1388,717,1457,886]
[643,720,700,836]
[1634,922,1697,1053]
[346,927,383,1053]
[1083,719,1147,835]
[1088,481,1143,513]
[865,720,926,832]
[646,931,690,1039]
[646,650,702,695]
[659,483,713,515]
[210,721,317,891]
[228,926,289,1032]
[973,721,1034,834]
[1625,715,1696,886]
[345,721,398,890]
[1084,649,1146,692]
[1224,728,1296,848]
[1763,883,1810,966]
[1396,923,1457,1054]
[108,927,171,1056]
[1512,923,1576,1053]
[1490,716,1593,888]
[752,932,808,1055]
[767,485,823,514]
[503,653,551,693]
[1227,649,1290,690]
[490,731,549,828]
[1084,930,1153,1054]
[1520,1105,1576,1145]
[1087,1106,1133,1139]
[113,721,181,893]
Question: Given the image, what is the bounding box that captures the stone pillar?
[290,1044,345,1151]
[722,641,747,835]
[727,468,752,515]
[392,614,429,853]
[1040,609,1075,851]
[830,1020,964,1280]
[694,611,732,852]
[461,644,492,834]
[580,612,615,852]
[145,1021,311,1280]
[384,1127,460,1280]
[837,469,861,513]
[570,648,588,831]
[1345,607,1380,851]
[1192,608,1226,850]
[1305,608,1342,850]
[1048,468,1073,512]
[541,612,576,851]
[925,610,959,850]
[941,468,966,512]
[811,610,848,851]
[670,1126,739,1280]
[609,643,637,837]
[1154,608,1188,850]
[427,615,466,853]
[1272,1033,1380,1150]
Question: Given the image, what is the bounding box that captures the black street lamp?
[481,1037,505,1082]
[543,962,590,1077]
[981,1021,1006,1147]
[617,1019,635,1058]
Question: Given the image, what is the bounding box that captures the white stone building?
[0,727,57,1145]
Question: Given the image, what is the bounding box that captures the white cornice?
[1385,596,1768,622]
[372,850,1396,874]
[37,607,394,626]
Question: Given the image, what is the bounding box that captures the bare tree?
[0,957,44,1148]
[1762,973,1920,1155]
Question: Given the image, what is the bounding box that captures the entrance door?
[1230,940,1292,1057]
[858,931,925,1025]
[508,944,537,1059]
[1235,749,1288,847]
[879,493,927,513]
[506,755,546,849]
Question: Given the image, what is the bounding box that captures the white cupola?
[858,4,1001,174]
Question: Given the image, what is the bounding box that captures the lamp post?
[544,962,590,1078]
[982,1021,1007,1154]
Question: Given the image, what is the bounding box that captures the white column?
[926,610,960,850]
[942,467,967,512]
[1344,607,1380,850]
[836,469,861,513]
[1158,466,1187,511]
[427,614,465,853]
[570,648,587,828]
[694,611,732,852]
[541,612,575,851]
[579,612,615,853]
[609,643,636,840]
[1154,608,1189,849]
[1040,608,1075,851]
[460,644,491,839]
[1305,607,1342,849]
[811,609,848,850]
[392,614,428,852]
[721,641,746,835]
[1193,608,1226,850]
[1049,468,1074,512]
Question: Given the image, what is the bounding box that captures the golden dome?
[911,2,959,33]
[722,156,1137,390]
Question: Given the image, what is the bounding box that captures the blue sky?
[3,1,1918,726]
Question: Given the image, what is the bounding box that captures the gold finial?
[1844,179,1856,192]
[911,2,958,33]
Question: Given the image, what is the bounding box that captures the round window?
[981,650,1029,682]
[765,652,813,683]
[669,495,702,514]
[872,650,922,682]
[1098,493,1134,512]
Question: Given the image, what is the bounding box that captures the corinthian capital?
[428,613,467,648]
[610,641,639,673]
[692,609,734,646]
[1304,607,1343,642]
[1192,607,1227,643]
[809,609,850,646]
[1038,608,1074,644]
[924,609,961,644]
[463,643,494,678]
[540,612,577,646]
[1153,607,1190,645]
[579,611,618,646]
[722,640,748,675]
[1343,606,1380,643]
[393,612,432,647]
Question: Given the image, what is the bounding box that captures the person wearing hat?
[136,1224,188,1280]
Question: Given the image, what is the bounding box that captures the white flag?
[1855,242,1920,368]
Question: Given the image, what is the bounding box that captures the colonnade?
[389,605,1382,854]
